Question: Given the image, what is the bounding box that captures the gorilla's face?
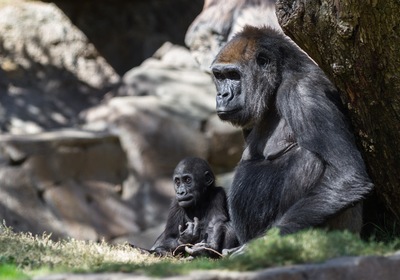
[173,157,215,208]
[174,173,196,208]
[211,27,282,128]
[212,63,244,123]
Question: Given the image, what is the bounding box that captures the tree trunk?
[276,0,400,232]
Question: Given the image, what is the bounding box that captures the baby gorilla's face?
[172,157,215,208]
[174,174,196,208]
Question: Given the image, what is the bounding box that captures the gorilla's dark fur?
[211,26,373,245]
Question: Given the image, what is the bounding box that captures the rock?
[205,114,244,173]
[0,130,140,240]
[0,1,120,134]
[117,42,215,102]
[0,2,119,89]
[82,44,217,178]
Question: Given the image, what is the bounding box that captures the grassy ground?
[1,224,399,279]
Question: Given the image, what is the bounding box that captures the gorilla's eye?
[212,69,240,81]
[256,53,270,67]
[226,70,240,80]
[184,176,192,184]
[174,178,180,186]
[213,70,224,80]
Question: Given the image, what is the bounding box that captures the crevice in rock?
[8,156,27,166]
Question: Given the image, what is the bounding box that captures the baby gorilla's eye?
[174,178,180,186]
[184,176,192,184]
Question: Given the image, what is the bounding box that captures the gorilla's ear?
[204,171,214,186]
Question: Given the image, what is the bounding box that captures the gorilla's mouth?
[178,196,193,203]
[217,108,241,114]
[217,108,241,119]
[178,197,194,208]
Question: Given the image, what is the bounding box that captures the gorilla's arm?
[150,202,185,255]
[186,188,238,257]
[273,75,374,234]
[205,188,231,250]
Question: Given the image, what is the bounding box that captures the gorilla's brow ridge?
[216,36,257,64]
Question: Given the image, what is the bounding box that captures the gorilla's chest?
[229,149,301,243]
[229,160,281,235]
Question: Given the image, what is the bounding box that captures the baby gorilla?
[151,157,237,257]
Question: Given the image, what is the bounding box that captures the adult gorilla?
[211,26,373,245]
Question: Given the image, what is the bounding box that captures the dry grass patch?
[0,224,169,278]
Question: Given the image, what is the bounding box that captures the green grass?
[129,228,400,277]
[0,263,28,280]
[1,224,399,279]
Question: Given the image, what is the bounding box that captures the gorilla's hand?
[184,241,221,258]
[222,244,247,258]
[178,217,200,244]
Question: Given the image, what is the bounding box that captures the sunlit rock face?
[0,1,120,134]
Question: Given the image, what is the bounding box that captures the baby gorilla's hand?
[185,241,223,258]
[178,217,200,244]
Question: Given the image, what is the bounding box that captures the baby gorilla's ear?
[204,171,215,187]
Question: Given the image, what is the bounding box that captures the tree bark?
[276,0,400,227]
